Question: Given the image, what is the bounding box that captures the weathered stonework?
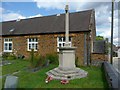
[91,53,108,61]
[1,32,86,64]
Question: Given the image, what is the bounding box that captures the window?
[4,38,13,52]
[27,38,38,51]
[57,37,72,52]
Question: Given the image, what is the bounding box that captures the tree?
[96,35,104,41]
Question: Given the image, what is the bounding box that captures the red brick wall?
[91,53,108,61]
[72,33,85,65]
[8,35,57,58]
[2,33,86,64]
[0,37,2,54]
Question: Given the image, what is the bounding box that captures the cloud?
[1,7,26,21]
[34,0,98,10]
[0,7,4,21]
[1,7,43,22]
[98,27,111,38]
[98,10,118,46]
[113,37,119,46]
[2,12,26,21]
[34,1,118,11]
[0,7,4,13]
[79,2,118,46]
[2,0,120,2]
[34,0,66,10]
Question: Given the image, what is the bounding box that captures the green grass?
[1,59,109,88]
[2,59,29,75]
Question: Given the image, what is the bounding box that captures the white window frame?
[57,37,72,52]
[4,38,13,52]
[27,38,38,51]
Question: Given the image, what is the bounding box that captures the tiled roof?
[2,9,94,36]
[93,40,106,54]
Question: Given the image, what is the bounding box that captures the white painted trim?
[27,38,38,51]
[4,38,13,52]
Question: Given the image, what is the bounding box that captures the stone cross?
[65,5,69,47]
[46,4,88,80]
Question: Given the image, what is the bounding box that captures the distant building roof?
[1,9,95,36]
[93,40,106,54]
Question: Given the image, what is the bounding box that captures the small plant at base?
[29,49,46,68]
[75,57,79,67]
[46,53,58,64]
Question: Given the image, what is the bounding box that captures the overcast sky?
[0,0,119,46]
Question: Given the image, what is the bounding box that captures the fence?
[103,61,119,89]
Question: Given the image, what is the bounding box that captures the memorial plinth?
[58,47,76,70]
[46,47,88,80]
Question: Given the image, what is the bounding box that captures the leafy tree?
[96,35,104,41]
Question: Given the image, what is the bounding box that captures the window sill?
[27,50,38,52]
[3,51,13,53]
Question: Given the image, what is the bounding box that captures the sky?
[0,0,119,46]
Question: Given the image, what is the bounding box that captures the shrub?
[29,49,46,68]
[2,52,10,59]
[33,55,46,68]
[46,53,58,64]
[38,55,46,67]
[32,55,40,68]
[2,52,16,60]
[29,49,35,68]
[7,55,16,60]
[75,57,79,67]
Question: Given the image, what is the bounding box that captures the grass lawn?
[1,59,109,88]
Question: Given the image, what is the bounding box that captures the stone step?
[46,67,88,80]
[47,71,87,80]
[53,67,86,74]
[50,69,87,77]
[46,71,67,80]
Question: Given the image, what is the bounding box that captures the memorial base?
[46,47,88,80]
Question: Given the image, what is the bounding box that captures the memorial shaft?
[65,5,69,47]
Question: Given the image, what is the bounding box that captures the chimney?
[16,18,21,22]
[9,28,15,32]
[56,14,60,16]
[65,5,69,47]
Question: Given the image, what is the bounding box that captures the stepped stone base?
[46,67,88,80]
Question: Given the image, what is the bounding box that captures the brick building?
[1,9,99,65]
